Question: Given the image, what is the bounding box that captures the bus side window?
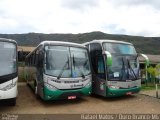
[96,56,105,79]
[90,43,102,74]
[35,50,39,66]
[37,51,43,68]
[90,44,97,73]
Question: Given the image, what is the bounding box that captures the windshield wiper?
[127,59,137,80]
[57,57,69,79]
[120,57,125,81]
[73,55,85,79]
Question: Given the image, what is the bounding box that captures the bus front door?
[92,56,106,96]
[93,75,106,96]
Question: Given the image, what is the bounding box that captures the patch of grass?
[141,84,160,91]
[141,85,155,91]
[18,66,26,82]
[18,62,25,67]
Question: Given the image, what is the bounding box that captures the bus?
[84,40,141,97]
[0,38,18,105]
[25,41,91,100]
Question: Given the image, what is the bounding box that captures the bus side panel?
[37,69,44,99]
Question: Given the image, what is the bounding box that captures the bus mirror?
[139,53,149,66]
[104,51,112,66]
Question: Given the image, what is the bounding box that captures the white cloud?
[60,0,99,11]
[0,0,160,36]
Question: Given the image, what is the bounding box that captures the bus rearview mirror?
[104,51,112,66]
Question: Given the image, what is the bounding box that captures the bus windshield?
[0,42,17,76]
[45,46,91,78]
[103,43,136,55]
[103,43,139,81]
[107,55,139,81]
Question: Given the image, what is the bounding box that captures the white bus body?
[0,38,18,105]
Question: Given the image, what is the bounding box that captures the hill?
[0,31,160,54]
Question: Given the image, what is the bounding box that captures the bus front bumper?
[0,84,18,100]
[106,87,141,97]
[43,86,91,100]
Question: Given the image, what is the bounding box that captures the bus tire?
[8,98,16,106]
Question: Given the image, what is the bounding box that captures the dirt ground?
[0,83,160,114]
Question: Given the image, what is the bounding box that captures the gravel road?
[0,83,160,114]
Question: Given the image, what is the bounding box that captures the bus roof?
[0,38,17,44]
[26,41,87,58]
[83,39,133,45]
[39,41,86,48]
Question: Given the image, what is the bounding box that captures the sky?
[0,0,160,37]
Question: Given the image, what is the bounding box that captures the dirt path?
[0,83,160,114]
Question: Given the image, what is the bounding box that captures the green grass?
[141,85,155,91]
[141,84,160,91]
[18,66,26,82]
[18,62,25,67]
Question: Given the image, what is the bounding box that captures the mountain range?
[0,31,159,54]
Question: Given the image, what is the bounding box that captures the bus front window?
[108,55,139,81]
[70,47,91,78]
[45,46,71,78]
[45,46,91,78]
[103,43,139,81]
[103,43,136,55]
[0,42,16,76]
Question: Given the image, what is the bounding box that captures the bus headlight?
[85,81,92,88]
[44,83,57,90]
[0,82,17,91]
[109,85,120,89]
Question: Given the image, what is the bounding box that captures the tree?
[147,64,160,84]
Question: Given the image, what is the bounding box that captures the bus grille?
[64,81,79,83]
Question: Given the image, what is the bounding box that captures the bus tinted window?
[103,43,136,55]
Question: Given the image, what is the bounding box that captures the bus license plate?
[68,96,76,100]
[126,92,132,95]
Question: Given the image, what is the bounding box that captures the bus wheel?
[8,98,16,106]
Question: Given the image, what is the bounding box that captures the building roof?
[18,46,35,52]
[139,54,160,64]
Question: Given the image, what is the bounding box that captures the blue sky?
[0,0,160,37]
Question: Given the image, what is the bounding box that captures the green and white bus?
[25,41,91,100]
[0,38,18,105]
[84,40,141,97]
